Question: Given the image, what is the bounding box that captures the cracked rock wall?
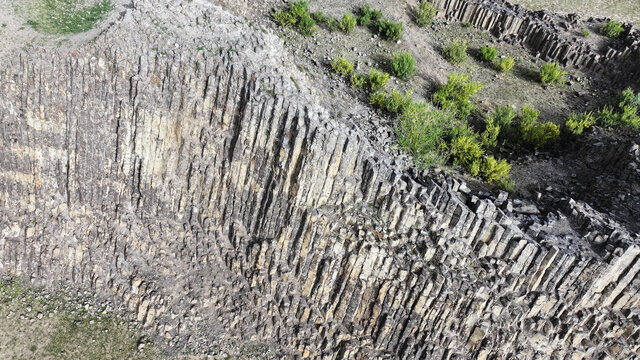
[1,0,639,358]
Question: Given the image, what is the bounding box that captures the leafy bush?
[331,57,354,76]
[376,19,404,41]
[481,156,511,184]
[596,105,619,127]
[369,92,388,111]
[618,87,640,108]
[600,20,624,38]
[518,105,559,148]
[311,11,327,23]
[350,73,367,89]
[496,57,515,72]
[443,40,468,64]
[481,116,500,148]
[327,18,340,32]
[416,0,437,27]
[368,68,390,91]
[272,1,315,36]
[477,45,498,62]
[492,105,517,137]
[340,13,357,34]
[451,134,484,176]
[581,28,591,37]
[432,72,482,119]
[619,105,640,128]
[391,52,416,79]
[371,89,413,114]
[358,5,382,26]
[565,112,595,135]
[539,62,567,85]
[395,103,455,166]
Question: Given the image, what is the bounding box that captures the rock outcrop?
[0,0,639,358]
[432,0,640,80]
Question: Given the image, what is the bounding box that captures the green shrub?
[580,28,591,37]
[443,40,468,64]
[273,9,296,27]
[416,0,437,27]
[596,105,619,127]
[451,134,484,176]
[311,11,327,23]
[565,112,595,135]
[350,73,367,89]
[376,19,404,41]
[496,57,515,72]
[358,5,382,26]
[369,90,413,114]
[340,13,357,34]
[481,116,500,148]
[391,52,416,79]
[368,68,390,91]
[618,87,640,108]
[481,156,511,184]
[449,124,477,140]
[477,45,498,62]
[600,20,624,38]
[539,62,567,85]
[327,18,340,32]
[297,13,316,36]
[395,103,454,166]
[432,72,482,119]
[619,105,640,128]
[492,104,517,137]
[370,92,388,111]
[331,57,354,76]
[519,105,559,148]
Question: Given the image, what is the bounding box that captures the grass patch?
[26,0,113,34]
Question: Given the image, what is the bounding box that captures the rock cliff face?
[0,0,639,358]
[432,0,640,77]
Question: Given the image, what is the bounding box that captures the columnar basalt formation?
[432,0,640,77]
[0,1,639,358]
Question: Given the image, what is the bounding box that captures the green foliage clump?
[272,1,316,36]
[27,0,113,34]
[596,105,619,127]
[600,20,624,38]
[432,72,483,119]
[443,40,468,64]
[376,19,404,41]
[326,18,340,32]
[580,28,591,37]
[358,5,382,26]
[331,57,354,76]
[391,52,416,79]
[311,11,327,23]
[518,105,559,149]
[416,0,437,27]
[539,62,567,85]
[619,105,640,128]
[368,68,390,91]
[496,57,515,72]
[565,112,596,135]
[350,73,367,89]
[481,116,501,148]
[618,87,640,108]
[370,90,413,114]
[492,105,517,136]
[481,156,511,185]
[477,45,498,62]
[340,13,357,34]
[450,134,484,176]
[395,103,455,166]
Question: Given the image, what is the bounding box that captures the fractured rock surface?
[0,0,639,358]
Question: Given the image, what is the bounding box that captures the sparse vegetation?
[451,133,484,176]
[311,11,327,24]
[593,88,640,128]
[376,19,404,41]
[340,13,357,34]
[331,56,354,76]
[600,20,624,38]
[26,0,113,34]
[358,5,382,26]
[477,45,498,62]
[416,0,437,27]
[518,105,560,148]
[273,1,316,35]
[539,62,567,85]
[432,72,482,119]
[350,73,367,89]
[443,39,468,64]
[391,52,416,79]
[481,156,512,186]
[370,89,413,114]
[368,68,390,91]
[496,57,515,72]
[580,28,591,37]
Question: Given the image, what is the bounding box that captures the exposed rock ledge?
[0,0,638,358]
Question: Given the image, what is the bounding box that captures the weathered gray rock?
[0,0,639,359]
